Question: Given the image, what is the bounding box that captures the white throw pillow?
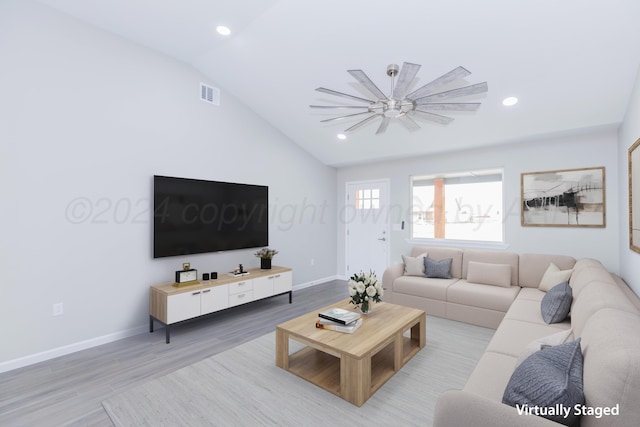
[539,263,574,292]
[402,252,427,276]
[466,261,512,287]
[515,328,574,368]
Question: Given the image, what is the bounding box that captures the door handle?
[378,237,386,241]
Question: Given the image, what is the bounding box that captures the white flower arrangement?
[348,270,383,313]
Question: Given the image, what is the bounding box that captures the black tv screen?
[153,175,268,258]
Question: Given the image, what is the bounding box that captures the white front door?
[345,180,390,280]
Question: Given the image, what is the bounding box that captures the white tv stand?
[149,266,292,343]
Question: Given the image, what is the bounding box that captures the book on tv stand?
[318,307,361,325]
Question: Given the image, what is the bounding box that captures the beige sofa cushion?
[515,287,546,302]
[448,280,520,312]
[569,263,617,298]
[467,261,511,287]
[518,253,576,288]
[504,298,571,329]
[485,318,570,357]
[392,275,457,300]
[464,351,517,401]
[402,252,427,276]
[571,280,640,336]
[538,263,574,292]
[579,309,640,427]
[462,250,519,286]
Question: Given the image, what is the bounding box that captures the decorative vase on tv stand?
[255,247,278,270]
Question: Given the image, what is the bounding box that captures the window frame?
[408,168,507,248]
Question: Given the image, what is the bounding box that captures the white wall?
[618,66,640,295]
[0,1,336,369]
[337,130,620,275]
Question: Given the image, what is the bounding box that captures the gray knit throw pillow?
[424,257,452,279]
[541,281,572,323]
[503,339,584,426]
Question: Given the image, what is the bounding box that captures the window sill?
[405,238,510,251]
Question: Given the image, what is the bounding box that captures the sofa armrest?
[434,390,561,427]
[382,263,404,292]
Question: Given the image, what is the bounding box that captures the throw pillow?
[402,253,427,276]
[515,329,574,368]
[539,263,574,292]
[424,257,453,279]
[503,339,584,427]
[541,281,572,324]
[466,261,512,287]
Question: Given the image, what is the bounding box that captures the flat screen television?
[153,175,269,258]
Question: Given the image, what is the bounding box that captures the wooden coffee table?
[275,299,426,406]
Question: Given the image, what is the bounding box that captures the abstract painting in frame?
[629,138,640,253]
[521,167,605,227]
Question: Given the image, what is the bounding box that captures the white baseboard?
[0,325,148,374]
[293,274,343,291]
[1,275,347,374]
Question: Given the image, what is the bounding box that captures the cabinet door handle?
[238,294,245,298]
[203,289,211,293]
[275,275,280,278]
[192,291,201,296]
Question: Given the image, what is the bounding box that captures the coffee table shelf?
[288,347,341,395]
[276,299,426,406]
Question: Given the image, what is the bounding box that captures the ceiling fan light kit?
[310,62,488,135]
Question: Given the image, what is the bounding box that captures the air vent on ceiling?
[200,83,220,106]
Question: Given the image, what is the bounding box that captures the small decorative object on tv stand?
[174,262,199,287]
[255,247,279,270]
[230,263,247,276]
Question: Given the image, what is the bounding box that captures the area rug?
[102,316,494,427]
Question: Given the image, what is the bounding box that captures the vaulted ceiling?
[37,0,640,167]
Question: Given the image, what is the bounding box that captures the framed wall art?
[629,138,640,253]
[521,166,605,227]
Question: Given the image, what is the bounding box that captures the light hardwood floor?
[0,280,349,427]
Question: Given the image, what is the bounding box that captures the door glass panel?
[355,187,381,210]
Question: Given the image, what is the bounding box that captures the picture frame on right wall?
[521,166,605,227]
[629,138,640,253]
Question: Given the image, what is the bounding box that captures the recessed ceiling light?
[337,133,347,140]
[216,26,231,36]
[503,97,518,106]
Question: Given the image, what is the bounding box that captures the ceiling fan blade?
[315,87,375,104]
[411,110,455,125]
[414,82,488,104]
[406,66,471,100]
[347,69,387,100]
[310,105,370,109]
[397,113,421,132]
[320,111,373,123]
[345,114,381,133]
[376,116,391,134]
[392,62,421,99]
[415,103,481,112]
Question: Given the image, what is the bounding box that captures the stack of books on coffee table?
[316,307,362,333]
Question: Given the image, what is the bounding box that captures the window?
[411,169,504,242]
[355,188,380,210]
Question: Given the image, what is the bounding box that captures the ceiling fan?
[310,62,488,135]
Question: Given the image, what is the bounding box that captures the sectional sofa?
[382,246,640,427]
